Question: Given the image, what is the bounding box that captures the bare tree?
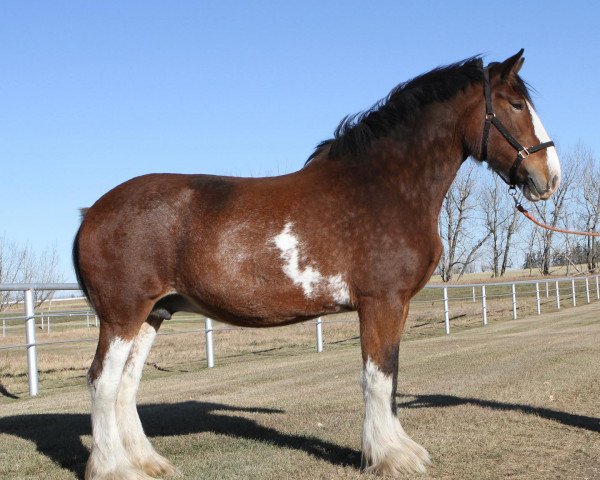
[532,151,579,275]
[482,176,523,277]
[438,163,491,281]
[0,237,64,310]
[574,145,600,272]
[0,237,28,310]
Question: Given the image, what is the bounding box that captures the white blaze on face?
[272,222,350,305]
[360,358,430,474]
[526,100,561,183]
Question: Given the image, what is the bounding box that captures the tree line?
[0,237,63,310]
[437,143,600,281]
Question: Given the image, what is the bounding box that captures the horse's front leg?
[358,296,430,476]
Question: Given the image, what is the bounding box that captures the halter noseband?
[480,64,555,188]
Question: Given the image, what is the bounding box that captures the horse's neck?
[359,105,467,216]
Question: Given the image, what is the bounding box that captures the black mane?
[306,56,532,163]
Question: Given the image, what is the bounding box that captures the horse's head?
[469,50,561,201]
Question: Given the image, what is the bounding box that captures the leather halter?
[480,64,555,188]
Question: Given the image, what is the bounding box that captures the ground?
[0,301,599,479]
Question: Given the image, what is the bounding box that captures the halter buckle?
[508,186,521,208]
[517,148,530,159]
[485,112,495,120]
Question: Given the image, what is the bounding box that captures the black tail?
[72,226,91,304]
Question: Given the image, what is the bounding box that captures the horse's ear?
[498,49,525,80]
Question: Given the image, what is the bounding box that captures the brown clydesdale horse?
[74,50,560,479]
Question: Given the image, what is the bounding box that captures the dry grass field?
[1,298,599,479]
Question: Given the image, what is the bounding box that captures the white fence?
[1,275,599,397]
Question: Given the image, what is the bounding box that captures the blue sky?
[1,1,599,281]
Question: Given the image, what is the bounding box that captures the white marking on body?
[116,323,176,476]
[87,337,146,479]
[361,358,430,475]
[526,101,561,181]
[217,222,252,278]
[272,222,350,304]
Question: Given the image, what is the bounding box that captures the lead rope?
[509,189,600,237]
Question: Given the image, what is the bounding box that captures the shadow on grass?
[0,401,360,479]
[0,383,19,399]
[398,392,600,433]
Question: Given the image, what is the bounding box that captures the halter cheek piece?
[480,64,554,188]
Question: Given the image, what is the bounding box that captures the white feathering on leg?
[116,323,177,477]
[360,358,430,475]
[86,337,155,480]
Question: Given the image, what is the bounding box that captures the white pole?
[596,275,600,300]
[571,279,576,307]
[315,317,323,352]
[585,277,590,304]
[41,314,44,330]
[205,318,214,368]
[24,289,39,396]
[511,284,517,319]
[555,280,560,309]
[95,314,98,327]
[535,283,541,315]
[443,287,450,335]
[472,286,476,303]
[481,285,487,326]
[48,315,51,334]
[2,318,5,337]
[545,281,549,298]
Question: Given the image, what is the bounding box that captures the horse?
[73,49,561,479]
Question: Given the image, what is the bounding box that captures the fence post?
[443,287,450,335]
[481,285,487,326]
[596,275,600,300]
[555,280,560,309]
[24,289,39,396]
[48,315,51,334]
[2,318,5,337]
[315,317,323,352]
[585,277,590,304]
[472,286,476,303]
[535,282,541,315]
[571,279,576,307]
[511,284,517,319]
[205,318,214,368]
[41,314,44,330]
[545,281,549,298]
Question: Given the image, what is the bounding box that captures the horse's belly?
[180,266,350,327]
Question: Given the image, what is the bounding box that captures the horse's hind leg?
[116,317,177,477]
[358,297,430,476]
[86,303,156,480]
[86,326,153,480]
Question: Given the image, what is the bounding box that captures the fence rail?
[1,275,599,397]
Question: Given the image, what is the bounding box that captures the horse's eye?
[510,101,524,111]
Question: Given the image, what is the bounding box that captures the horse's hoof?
[362,434,431,476]
[140,453,179,477]
[85,457,156,480]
